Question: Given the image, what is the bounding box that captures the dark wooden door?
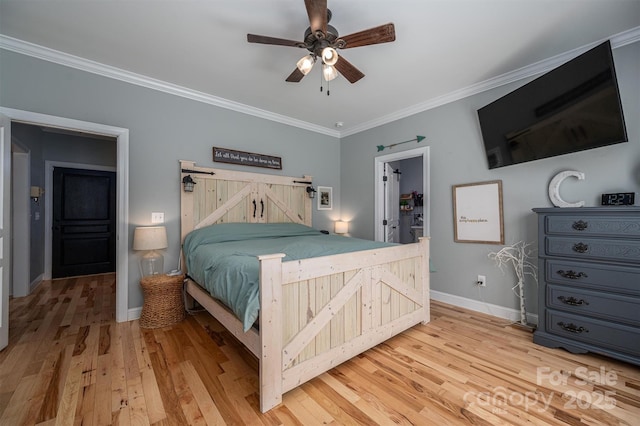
[52,167,116,278]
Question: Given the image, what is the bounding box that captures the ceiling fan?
[247,0,395,84]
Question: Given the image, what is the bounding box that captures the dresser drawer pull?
[557,296,589,306]
[572,243,589,253]
[571,220,589,231]
[558,322,589,334]
[557,270,588,279]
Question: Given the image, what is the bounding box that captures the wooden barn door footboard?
[257,238,430,412]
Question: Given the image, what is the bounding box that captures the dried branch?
[488,241,538,325]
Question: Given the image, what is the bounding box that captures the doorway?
[0,106,130,322]
[374,146,430,243]
[389,157,425,244]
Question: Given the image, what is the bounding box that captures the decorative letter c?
[548,170,585,208]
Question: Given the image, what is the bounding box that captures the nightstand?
[139,273,186,328]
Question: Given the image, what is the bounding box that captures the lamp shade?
[321,47,338,66]
[296,54,315,75]
[335,221,349,234]
[323,64,338,81]
[133,226,168,251]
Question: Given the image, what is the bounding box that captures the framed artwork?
[452,180,504,244]
[317,186,333,210]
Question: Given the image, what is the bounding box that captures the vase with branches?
[488,241,538,328]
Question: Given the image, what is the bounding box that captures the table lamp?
[133,226,168,276]
[335,220,349,234]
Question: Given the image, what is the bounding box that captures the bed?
[180,160,430,412]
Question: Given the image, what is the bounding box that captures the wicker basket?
[139,273,186,328]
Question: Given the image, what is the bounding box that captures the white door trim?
[384,162,400,243]
[1,113,11,350]
[374,146,430,242]
[0,107,130,323]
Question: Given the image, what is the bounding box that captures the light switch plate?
[151,212,164,224]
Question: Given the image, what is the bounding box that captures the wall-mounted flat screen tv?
[477,40,628,169]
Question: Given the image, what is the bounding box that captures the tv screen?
[478,40,628,169]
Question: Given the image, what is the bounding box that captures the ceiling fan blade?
[285,68,306,83]
[305,0,327,35]
[334,56,365,84]
[247,34,302,47]
[340,23,396,49]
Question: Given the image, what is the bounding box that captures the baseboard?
[430,290,538,325]
[128,307,142,321]
[30,274,44,293]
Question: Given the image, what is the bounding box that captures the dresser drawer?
[545,259,640,296]
[545,215,640,238]
[546,310,640,356]
[547,284,640,326]
[545,236,640,264]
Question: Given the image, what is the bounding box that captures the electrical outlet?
[477,275,486,287]
[151,212,164,224]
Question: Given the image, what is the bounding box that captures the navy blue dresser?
[533,207,640,365]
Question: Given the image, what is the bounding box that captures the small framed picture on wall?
[317,186,333,210]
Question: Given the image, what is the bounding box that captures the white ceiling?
[1,0,639,137]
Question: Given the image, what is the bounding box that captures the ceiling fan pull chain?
[327,79,330,96]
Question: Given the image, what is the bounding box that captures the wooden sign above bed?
[213,146,282,170]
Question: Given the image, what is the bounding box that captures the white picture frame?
[317,186,333,210]
[452,180,504,244]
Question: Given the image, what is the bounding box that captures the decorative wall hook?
[377,135,425,152]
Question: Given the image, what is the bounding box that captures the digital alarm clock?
[601,192,635,206]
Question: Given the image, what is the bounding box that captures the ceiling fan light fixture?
[296,54,315,75]
[323,64,338,81]
[247,4,396,85]
[321,47,338,66]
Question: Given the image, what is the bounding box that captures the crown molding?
[2,26,638,139]
[0,35,340,138]
[340,26,640,137]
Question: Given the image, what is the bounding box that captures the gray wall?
[341,42,640,316]
[0,50,341,309]
[11,123,44,283]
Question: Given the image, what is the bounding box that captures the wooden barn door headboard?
[180,160,313,241]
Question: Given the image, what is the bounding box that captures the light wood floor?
[1,274,638,425]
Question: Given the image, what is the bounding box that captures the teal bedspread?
[183,223,394,331]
